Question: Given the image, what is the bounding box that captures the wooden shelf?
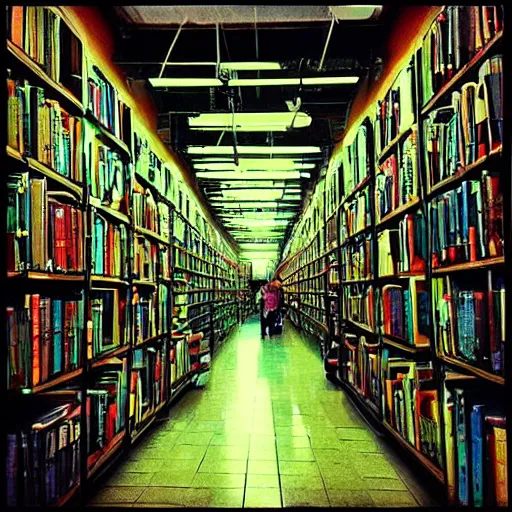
[345,319,376,335]
[444,372,478,383]
[375,271,425,281]
[54,482,80,507]
[132,279,157,288]
[26,157,83,198]
[91,345,130,368]
[189,311,211,323]
[130,414,156,444]
[376,197,421,228]
[302,302,325,312]
[174,288,215,295]
[432,257,504,274]
[427,145,502,198]
[84,110,132,161]
[382,336,430,354]
[135,226,169,245]
[382,420,444,484]
[134,333,169,349]
[87,430,125,477]
[342,278,373,285]
[91,275,129,286]
[7,40,84,115]
[377,125,416,163]
[300,290,325,295]
[187,300,214,308]
[439,355,504,385]
[175,266,213,279]
[6,145,24,163]
[19,368,84,395]
[421,30,504,116]
[341,175,371,206]
[298,310,329,333]
[341,224,373,245]
[90,198,131,224]
[8,271,85,282]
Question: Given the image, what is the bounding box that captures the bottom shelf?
[338,376,381,424]
[54,480,80,507]
[87,430,125,478]
[382,420,445,484]
[131,413,157,444]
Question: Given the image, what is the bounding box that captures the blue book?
[455,389,469,506]
[404,289,413,344]
[470,404,485,507]
[93,216,104,275]
[52,300,62,375]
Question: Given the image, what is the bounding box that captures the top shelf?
[7,40,84,116]
[421,30,503,116]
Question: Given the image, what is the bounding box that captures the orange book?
[31,294,41,386]
[10,6,24,48]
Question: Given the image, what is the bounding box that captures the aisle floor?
[89,317,438,508]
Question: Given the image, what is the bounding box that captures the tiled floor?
[88,316,438,508]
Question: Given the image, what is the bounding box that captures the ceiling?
[107,5,389,273]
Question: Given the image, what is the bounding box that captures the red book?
[69,208,78,271]
[39,297,51,383]
[382,291,392,335]
[77,209,84,271]
[64,205,73,271]
[10,6,24,47]
[52,203,67,270]
[31,294,41,386]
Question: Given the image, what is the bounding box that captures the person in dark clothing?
[260,278,284,339]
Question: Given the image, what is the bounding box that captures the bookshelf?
[278,6,506,507]
[5,6,250,508]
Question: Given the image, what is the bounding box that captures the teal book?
[471,404,485,507]
[52,300,62,375]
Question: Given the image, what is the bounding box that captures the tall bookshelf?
[279,6,506,506]
[5,6,249,507]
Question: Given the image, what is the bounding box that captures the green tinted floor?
[89,317,437,508]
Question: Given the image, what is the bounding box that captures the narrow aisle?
[90,317,437,508]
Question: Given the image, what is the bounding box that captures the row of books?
[326,214,338,250]
[423,55,503,188]
[171,336,191,385]
[328,294,341,338]
[7,174,85,273]
[430,174,503,268]
[341,189,371,238]
[341,122,370,196]
[380,279,430,346]
[432,273,505,375]
[85,128,130,212]
[6,395,82,507]
[341,333,380,410]
[92,212,129,278]
[421,6,504,106]
[8,6,83,98]
[375,133,419,222]
[328,258,340,287]
[444,386,507,507]
[341,284,374,331]
[341,234,373,282]
[382,354,442,466]
[174,271,213,290]
[133,237,168,282]
[7,293,84,390]
[375,59,416,153]
[88,289,129,358]
[87,360,128,456]
[132,181,161,235]
[173,249,212,274]
[87,62,131,144]
[7,78,83,182]
[134,132,164,193]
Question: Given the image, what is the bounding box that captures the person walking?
[260,278,283,339]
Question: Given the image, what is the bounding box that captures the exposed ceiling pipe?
[318,14,337,72]
[215,23,221,78]
[158,17,188,78]
[254,7,260,100]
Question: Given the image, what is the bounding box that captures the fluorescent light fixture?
[225,219,289,227]
[282,194,302,200]
[188,112,312,131]
[239,243,280,251]
[220,211,295,219]
[149,78,223,87]
[211,202,281,208]
[196,171,302,180]
[241,251,280,259]
[222,189,283,201]
[329,5,382,21]
[227,76,359,87]
[187,146,322,155]
[193,160,315,171]
[231,232,284,237]
[300,172,311,178]
[219,62,281,71]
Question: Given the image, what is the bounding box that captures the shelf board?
[298,310,329,333]
[130,414,157,444]
[8,271,86,282]
[90,198,131,224]
[432,256,504,274]
[382,420,444,484]
[300,290,325,295]
[341,224,372,245]
[421,30,504,116]
[377,124,416,163]
[174,266,212,279]
[135,226,169,245]
[54,482,80,507]
[7,40,84,115]
[26,157,83,198]
[132,279,157,288]
[174,289,215,295]
[345,319,376,335]
[6,145,24,163]
[444,372,478,382]
[427,145,502,198]
[187,300,214,308]
[375,271,425,281]
[341,175,372,206]
[342,278,373,285]
[91,275,130,286]
[376,197,421,228]
[87,430,125,477]
[382,336,430,354]
[18,368,84,395]
[91,345,130,368]
[134,333,169,349]
[439,355,504,385]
